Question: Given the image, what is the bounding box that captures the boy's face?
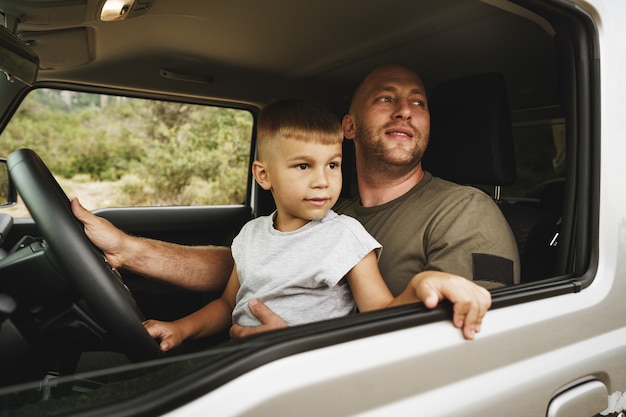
[254,137,343,232]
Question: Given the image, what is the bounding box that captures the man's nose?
[393,100,412,120]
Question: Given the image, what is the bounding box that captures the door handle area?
[547,379,608,417]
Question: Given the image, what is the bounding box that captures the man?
[71,65,515,341]
[337,65,520,295]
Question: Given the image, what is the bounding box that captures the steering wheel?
[7,148,161,361]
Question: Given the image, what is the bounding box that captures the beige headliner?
[0,0,557,110]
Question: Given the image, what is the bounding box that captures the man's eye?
[412,99,425,106]
[376,96,392,103]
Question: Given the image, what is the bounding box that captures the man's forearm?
[120,236,234,292]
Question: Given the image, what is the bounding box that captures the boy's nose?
[311,169,329,188]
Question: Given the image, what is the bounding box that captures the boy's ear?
[342,114,356,140]
[252,160,272,190]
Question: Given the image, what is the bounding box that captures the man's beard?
[355,124,428,175]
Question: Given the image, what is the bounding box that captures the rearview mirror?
[0,159,17,206]
[0,25,38,85]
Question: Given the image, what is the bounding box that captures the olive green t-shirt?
[335,172,520,296]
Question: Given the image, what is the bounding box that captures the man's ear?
[252,160,272,190]
[342,114,356,140]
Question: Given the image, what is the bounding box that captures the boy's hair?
[256,98,343,161]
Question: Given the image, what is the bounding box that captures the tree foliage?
[0,89,253,207]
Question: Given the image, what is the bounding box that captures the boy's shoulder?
[323,210,369,233]
[237,212,273,234]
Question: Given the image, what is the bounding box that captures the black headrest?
[422,73,516,186]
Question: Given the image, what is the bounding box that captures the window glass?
[0,160,9,205]
[0,344,248,416]
[0,89,253,217]
[503,119,566,199]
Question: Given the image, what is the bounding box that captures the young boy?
[144,98,423,351]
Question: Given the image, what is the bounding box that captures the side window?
[504,113,566,199]
[0,89,253,217]
[0,159,9,205]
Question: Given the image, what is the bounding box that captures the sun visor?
[20,27,91,70]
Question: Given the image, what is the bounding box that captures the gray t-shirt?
[231,210,381,327]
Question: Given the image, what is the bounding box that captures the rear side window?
[504,110,565,199]
[0,89,253,217]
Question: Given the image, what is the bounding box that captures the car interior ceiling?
[0,0,556,106]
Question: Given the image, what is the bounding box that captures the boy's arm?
[389,271,492,340]
[345,251,394,312]
[144,266,241,351]
[347,252,491,340]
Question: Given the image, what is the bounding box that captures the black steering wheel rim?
[7,148,161,361]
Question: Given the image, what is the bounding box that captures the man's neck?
[357,164,425,207]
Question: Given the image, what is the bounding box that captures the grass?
[0,176,125,218]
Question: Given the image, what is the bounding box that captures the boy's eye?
[328,162,340,169]
[296,163,309,170]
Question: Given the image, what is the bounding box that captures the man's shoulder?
[426,175,494,204]
[332,173,497,214]
[426,174,471,193]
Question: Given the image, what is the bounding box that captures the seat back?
[423,73,517,193]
